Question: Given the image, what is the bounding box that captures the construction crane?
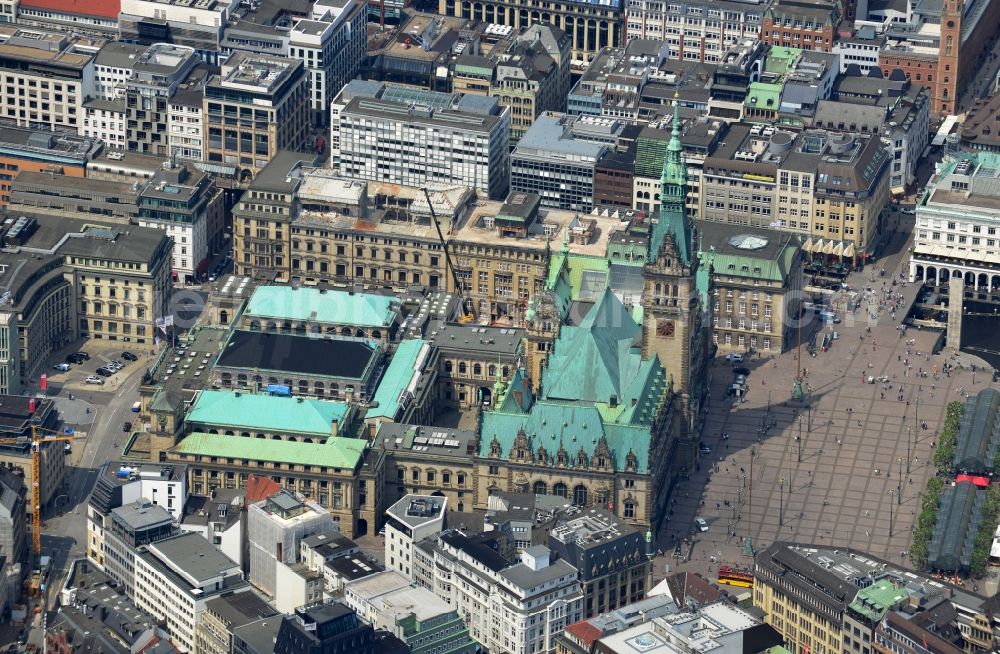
[422,188,476,324]
[0,423,83,556]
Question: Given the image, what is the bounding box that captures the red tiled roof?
[245,475,281,504]
[565,621,603,647]
[18,0,120,20]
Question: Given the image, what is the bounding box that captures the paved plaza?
[654,221,1000,584]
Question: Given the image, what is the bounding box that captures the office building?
[196,591,278,654]
[333,80,510,199]
[9,171,140,221]
[290,0,367,127]
[624,0,764,63]
[753,543,994,654]
[437,0,623,68]
[384,495,446,579]
[430,530,584,654]
[124,43,200,156]
[87,462,188,570]
[0,398,61,518]
[696,222,803,354]
[509,112,623,211]
[133,532,249,652]
[345,570,479,654]
[102,500,177,597]
[0,26,98,131]
[817,75,930,195]
[81,98,127,148]
[910,152,1000,289]
[247,489,334,612]
[273,603,376,654]
[377,424,475,510]
[699,124,891,264]
[48,560,174,654]
[119,0,232,63]
[136,161,225,281]
[0,124,99,207]
[92,42,145,101]
[204,52,309,174]
[167,431,380,538]
[16,0,119,37]
[167,81,206,162]
[0,468,25,580]
[178,488,244,567]
[761,0,840,52]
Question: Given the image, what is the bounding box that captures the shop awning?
[956,474,991,488]
[844,243,856,259]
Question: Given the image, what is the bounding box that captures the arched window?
[553,482,567,497]
[445,361,453,373]
[488,364,496,377]
[533,481,548,495]
[573,485,588,506]
[458,362,467,374]
[474,363,482,376]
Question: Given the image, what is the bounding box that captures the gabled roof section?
[543,287,648,406]
[497,368,533,414]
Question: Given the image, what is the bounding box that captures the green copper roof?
[479,400,653,473]
[765,47,801,74]
[651,100,692,266]
[173,432,366,470]
[543,288,667,424]
[245,286,397,328]
[187,390,350,436]
[745,82,782,110]
[368,339,430,421]
[848,578,908,621]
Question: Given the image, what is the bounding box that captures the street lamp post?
[889,489,895,536]
[906,426,912,474]
[897,457,903,504]
[779,477,785,526]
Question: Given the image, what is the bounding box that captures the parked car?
[724,353,744,363]
[122,421,132,432]
[106,362,122,372]
[95,368,112,377]
[52,363,70,372]
[74,351,90,361]
[111,359,124,368]
[122,352,138,361]
[733,367,751,377]
[66,353,85,365]
[735,374,747,386]
[695,518,709,532]
[698,443,712,454]
[84,376,105,385]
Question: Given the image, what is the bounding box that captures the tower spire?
[651,93,692,266]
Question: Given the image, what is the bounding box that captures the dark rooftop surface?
[205,590,278,629]
[216,330,380,379]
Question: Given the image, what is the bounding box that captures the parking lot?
[34,340,155,395]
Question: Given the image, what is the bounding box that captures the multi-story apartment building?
[333,80,510,200]
[273,604,379,654]
[81,99,127,148]
[510,112,622,211]
[119,0,233,64]
[125,43,199,156]
[136,161,225,282]
[438,0,623,68]
[0,215,172,390]
[624,0,764,63]
[290,0,366,127]
[910,152,1000,289]
[761,0,840,52]
[428,530,585,654]
[0,26,99,132]
[196,591,279,654]
[203,52,309,175]
[0,124,99,207]
[134,532,250,652]
[699,123,891,265]
[697,222,803,354]
[166,82,205,161]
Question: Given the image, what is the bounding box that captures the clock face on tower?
[657,319,675,337]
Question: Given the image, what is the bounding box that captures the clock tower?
[641,98,711,434]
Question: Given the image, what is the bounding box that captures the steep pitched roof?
[543,287,653,410]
